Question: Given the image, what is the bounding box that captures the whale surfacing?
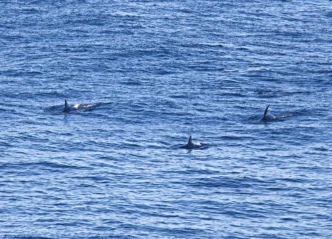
[180,136,204,150]
[260,105,276,121]
[63,99,70,113]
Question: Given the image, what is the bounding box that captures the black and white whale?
[180,136,205,150]
[260,105,276,121]
[62,99,97,113]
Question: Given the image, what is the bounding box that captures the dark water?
[1,1,332,238]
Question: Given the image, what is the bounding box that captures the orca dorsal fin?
[187,136,194,148]
[263,105,270,118]
[188,136,192,145]
[64,99,70,113]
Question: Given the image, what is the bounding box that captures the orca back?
[260,105,277,121]
[180,136,194,149]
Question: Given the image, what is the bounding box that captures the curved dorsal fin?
[263,105,270,118]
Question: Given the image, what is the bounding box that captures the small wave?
[2,236,53,239]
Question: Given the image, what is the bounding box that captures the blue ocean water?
[0,0,331,238]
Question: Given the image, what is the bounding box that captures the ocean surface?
[1,0,331,238]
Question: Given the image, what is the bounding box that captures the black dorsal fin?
[64,99,69,113]
[188,136,192,145]
[263,105,270,118]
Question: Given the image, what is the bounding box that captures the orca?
[61,99,101,114]
[63,99,70,113]
[260,105,276,121]
[180,136,204,150]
